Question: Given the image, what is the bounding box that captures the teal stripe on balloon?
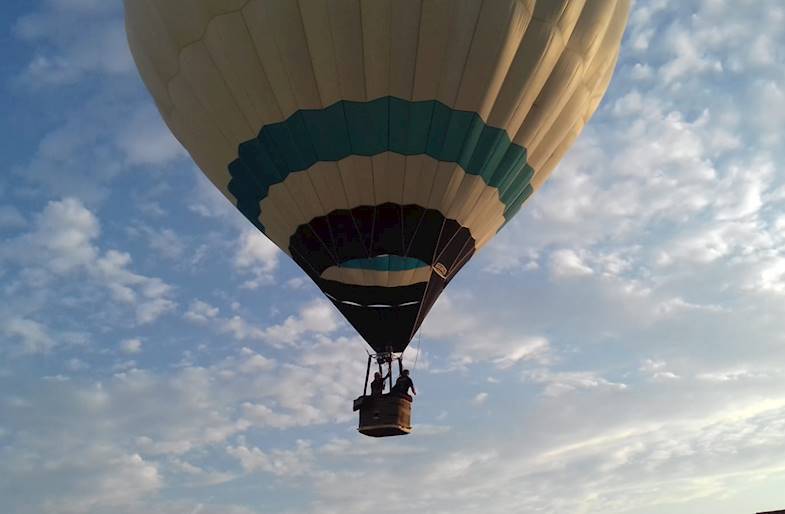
[340,255,429,272]
[227,97,534,233]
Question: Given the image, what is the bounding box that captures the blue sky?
[2,1,785,513]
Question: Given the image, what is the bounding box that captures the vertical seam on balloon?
[323,5,371,260]
[409,0,424,101]
[430,0,484,217]
[140,0,255,117]
[527,4,615,172]
[199,31,258,136]
[238,6,308,233]
[520,0,618,154]
[250,4,339,267]
[386,0,393,100]
[290,1,344,269]
[237,7,284,120]
[170,58,237,163]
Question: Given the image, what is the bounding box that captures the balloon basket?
[355,394,412,437]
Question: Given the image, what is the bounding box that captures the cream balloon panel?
[259,153,507,255]
[528,36,622,172]
[126,0,629,214]
[513,0,627,152]
[531,44,622,190]
[321,265,433,288]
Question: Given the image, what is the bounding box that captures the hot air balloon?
[125,0,630,437]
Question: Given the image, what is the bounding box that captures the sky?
[1,1,785,513]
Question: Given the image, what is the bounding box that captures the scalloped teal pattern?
[227,97,534,234]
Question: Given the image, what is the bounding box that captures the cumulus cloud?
[550,249,594,278]
[2,317,55,354]
[260,299,340,345]
[185,298,341,347]
[184,300,220,324]
[234,230,281,289]
[0,199,176,336]
[226,440,314,477]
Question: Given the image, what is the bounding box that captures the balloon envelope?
[125,0,630,353]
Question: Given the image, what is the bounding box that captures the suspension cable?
[411,330,423,377]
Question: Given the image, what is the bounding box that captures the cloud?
[550,249,594,278]
[128,224,187,261]
[13,1,131,86]
[233,230,281,289]
[2,317,55,354]
[186,298,341,346]
[11,93,183,203]
[522,369,628,397]
[471,392,488,406]
[226,440,314,477]
[120,338,142,355]
[115,106,186,167]
[184,300,220,324]
[0,199,176,335]
[23,197,100,273]
[639,359,680,382]
[421,293,551,370]
[260,299,340,345]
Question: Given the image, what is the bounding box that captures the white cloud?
[1,199,176,329]
[184,299,340,346]
[640,359,680,382]
[226,440,314,477]
[421,294,551,370]
[2,317,55,354]
[26,197,99,273]
[130,225,186,261]
[120,338,142,355]
[184,300,220,324]
[220,315,266,342]
[115,107,185,167]
[212,299,340,346]
[492,338,551,369]
[261,300,339,344]
[234,230,281,289]
[522,369,628,397]
[471,392,488,406]
[550,249,594,278]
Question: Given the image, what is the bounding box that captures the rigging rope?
[411,330,423,377]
